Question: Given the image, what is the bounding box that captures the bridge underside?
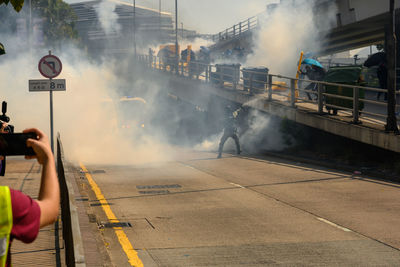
[319,12,389,55]
[211,11,398,57]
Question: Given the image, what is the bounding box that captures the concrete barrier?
[57,134,86,267]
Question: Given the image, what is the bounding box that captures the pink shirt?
[6,189,41,267]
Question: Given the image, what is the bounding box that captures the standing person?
[218,105,241,158]
[0,125,59,267]
[301,64,326,100]
[148,48,154,68]
[364,51,387,101]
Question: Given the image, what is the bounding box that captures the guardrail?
[57,134,86,267]
[138,54,400,126]
[211,15,259,43]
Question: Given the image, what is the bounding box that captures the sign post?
[30,51,65,153]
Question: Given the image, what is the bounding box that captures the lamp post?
[181,22,184,39]
[175,0,178,73]
[133,0,137,57]
[159,0,161,41]
[385,0,398,132]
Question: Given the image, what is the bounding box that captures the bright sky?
[65,0,278,33]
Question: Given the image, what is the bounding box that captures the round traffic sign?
[38,55,62,79]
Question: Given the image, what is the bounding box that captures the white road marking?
[317,217,352,232]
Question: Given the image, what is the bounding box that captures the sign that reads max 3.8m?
[29,79,66,91]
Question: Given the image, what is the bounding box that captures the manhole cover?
[75,198,89,202]
[90,202,113,207]
[102,222,132,228]
[91,170,106,174]
[138,190,170,194]
[136,184,181,189]
[88,214,97,223]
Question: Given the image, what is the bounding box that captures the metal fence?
[138,55,400,126]
[211,15,259,42]
[57,134,86,267]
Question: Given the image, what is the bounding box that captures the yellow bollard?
[288,51,303,101]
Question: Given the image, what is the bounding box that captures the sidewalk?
[0,158,64,266]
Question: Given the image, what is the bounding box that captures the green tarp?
[324,66,365,113]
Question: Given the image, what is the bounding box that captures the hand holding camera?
[24,128,53,165]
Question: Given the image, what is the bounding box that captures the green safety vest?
[0,186,12,267]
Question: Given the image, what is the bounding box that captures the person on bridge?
[301,64,326,101]
[0,124,59,267]
[363,51,387,101]
[218,105,242,158]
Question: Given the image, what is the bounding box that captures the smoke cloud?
[196,107,286,154]
[0,34,174,166]
[1,0,339,165]
[96,0,122,36]
[246,0,337,75]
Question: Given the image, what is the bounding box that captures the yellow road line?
[80,163,143,267]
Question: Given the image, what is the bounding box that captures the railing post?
[249,73,254,95]
[268,74,272,101]
[219,67,224,87]
[219,32,222,41]
[233,25,236,37]
[248,18,250,31]
[226,29,228,40]
[353,86,360,123]
[239,22,242,35]
[181,61,184,76]
[232,66,237,90]
[290,78,296,107]
[318,82,324,114]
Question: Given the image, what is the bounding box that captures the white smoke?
[239,109,286,152]
[96,0,122,36]
[195,106,286,154]
[246,0,337,75]
[194,132,222,151]
[179,37,214,53]
[0,34,174,165]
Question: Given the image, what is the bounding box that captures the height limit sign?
[38,54,62,78]
[29,51,66,153]
[30,53,66,92]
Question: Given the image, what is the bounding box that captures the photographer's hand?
[23,128,59,227]
[24,128,53,164]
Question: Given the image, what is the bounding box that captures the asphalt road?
[76,149,400,266]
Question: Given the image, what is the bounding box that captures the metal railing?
[57,134,86,267]
[138,55,400,126]
[211,15,259,43]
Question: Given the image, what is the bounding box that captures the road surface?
[74,149,400,266]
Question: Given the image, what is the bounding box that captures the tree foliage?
[0,0,24,12]
[32,0,78,46]
[0,0,78,47]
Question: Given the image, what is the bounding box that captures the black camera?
[0,101,14,133]
[0,101,14,176]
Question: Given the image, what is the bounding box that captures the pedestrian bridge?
[137,55,400,154]
[208,1,399,56]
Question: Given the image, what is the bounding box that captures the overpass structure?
[138,54,400,154]
[209,0,400,56]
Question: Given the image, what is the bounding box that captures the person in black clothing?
[364,51,387,100]
[217,105,241,158]
[301,65,326,100]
